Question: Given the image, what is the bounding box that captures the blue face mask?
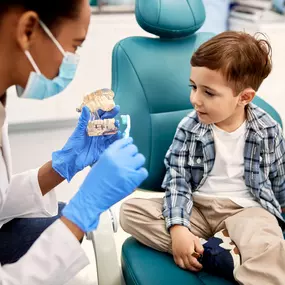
[16,20,80,100]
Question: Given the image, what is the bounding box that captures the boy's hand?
[170,225,204,272]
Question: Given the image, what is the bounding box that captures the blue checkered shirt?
[162,103,285,230]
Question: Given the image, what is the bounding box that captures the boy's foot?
[199,229,241,281]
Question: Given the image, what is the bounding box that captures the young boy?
[120,31,285,284]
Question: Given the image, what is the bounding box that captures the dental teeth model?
[76,88,116,113]
[77,88,118,137]
[87,118,117,136]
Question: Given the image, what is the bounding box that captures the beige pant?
[120,196,285,285]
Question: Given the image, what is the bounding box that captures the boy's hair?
[191,31,272,95]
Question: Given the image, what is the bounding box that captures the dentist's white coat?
[0,121,89,284]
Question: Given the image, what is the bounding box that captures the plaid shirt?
[162,103,285,231]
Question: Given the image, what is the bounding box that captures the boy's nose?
[190,92,202,107]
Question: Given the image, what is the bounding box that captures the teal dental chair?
[112,0,284,284]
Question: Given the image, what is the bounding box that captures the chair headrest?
[135,0,206,39]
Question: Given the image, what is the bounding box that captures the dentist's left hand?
[62,137,148,233]
[52,105,120,182]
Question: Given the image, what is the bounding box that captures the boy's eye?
[189,84,197,90]
[205,90,215,97]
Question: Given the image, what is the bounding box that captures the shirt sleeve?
[0,168,58,223]
[0,219,89,285]
[271,125,285,209]
[162,120,193,231]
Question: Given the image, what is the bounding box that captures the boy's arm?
[271,125,285,213]
[162,123,193,231]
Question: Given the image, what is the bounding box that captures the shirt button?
[197,158,202,164]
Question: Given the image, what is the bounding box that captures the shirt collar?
[189,102,274,140]
[188,113,212,140]
[246,103,276,138]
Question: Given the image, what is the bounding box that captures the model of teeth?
[77,88,118,137]
[87,118,117,136]
[76,88,116,113]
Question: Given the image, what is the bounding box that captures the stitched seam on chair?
[122,249,140,285]
[151,108,193,116]
[141,21,202,33]
[157,0,161,24]
[186,0,196,26]
[197,274,208,285]
[119,44,152,171]
[137,1,201,34]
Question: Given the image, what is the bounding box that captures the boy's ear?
[238,88,255,106]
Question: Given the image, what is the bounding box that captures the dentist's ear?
[238,88,256,107]
[16,11,40,51]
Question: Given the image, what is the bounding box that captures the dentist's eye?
[74,45,83,52]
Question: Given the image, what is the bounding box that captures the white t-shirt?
[194,121,261,208]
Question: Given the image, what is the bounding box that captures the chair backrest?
[112,0,283,192]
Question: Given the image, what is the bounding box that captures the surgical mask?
[16,20,80,100]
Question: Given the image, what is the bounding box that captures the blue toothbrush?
[120,115,131,138]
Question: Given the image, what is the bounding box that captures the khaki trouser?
[120,196,285,285]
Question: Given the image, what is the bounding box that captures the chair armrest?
[87,210,125,285]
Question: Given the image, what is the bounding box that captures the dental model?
[76,88,116,113]
[77,88,118,137]
[87,118,117,136]
[77,89,131,137]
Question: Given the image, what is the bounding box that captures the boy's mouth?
[196,110,207,115]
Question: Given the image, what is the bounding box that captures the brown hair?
[191,31,272,95]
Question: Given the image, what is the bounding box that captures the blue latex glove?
[52,105,120,182]
[62,137,148,232]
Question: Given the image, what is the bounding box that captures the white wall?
[229,16,285,123]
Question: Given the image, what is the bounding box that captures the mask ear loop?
[24,50,42,75]
[38,20,66,57]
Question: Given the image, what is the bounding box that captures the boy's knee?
[120,199,140,232]
[120,198,163,234]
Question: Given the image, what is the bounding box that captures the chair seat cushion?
[122,237,237,285]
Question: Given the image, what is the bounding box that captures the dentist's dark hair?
[0,0,80,29]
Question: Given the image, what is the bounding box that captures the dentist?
[0,0,148,284]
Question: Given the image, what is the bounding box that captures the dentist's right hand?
[61,137,148,234]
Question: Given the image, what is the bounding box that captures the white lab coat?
[0,122,89,284]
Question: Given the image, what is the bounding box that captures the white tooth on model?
[87,118,117,137]
[76,89,118,137]
[76,88,116,113]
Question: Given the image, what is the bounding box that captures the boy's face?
[190,67,243,126]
